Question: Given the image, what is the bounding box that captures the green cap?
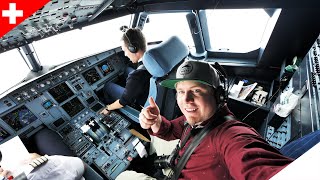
[160,60,220,89]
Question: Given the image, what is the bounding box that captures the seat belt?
[170,115,234,180]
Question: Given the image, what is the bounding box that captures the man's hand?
[139,97,162,133]
[29,153,41,160]
[0,167,10,179]
[100,105,111,115]
[21,153,42,164]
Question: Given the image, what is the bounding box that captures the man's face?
[176,80,217,126]
[121,41,139,63]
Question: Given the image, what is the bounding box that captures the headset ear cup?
[124,30,138,53]
[215,86,226,105]
[128,44,138,53]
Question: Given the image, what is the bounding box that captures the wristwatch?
[106,105,110,111]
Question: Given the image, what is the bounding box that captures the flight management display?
[1,105,37,131]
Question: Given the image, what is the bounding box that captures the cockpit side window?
[201,9,272,53]
[0,49,29,94]
[142,12,194,51]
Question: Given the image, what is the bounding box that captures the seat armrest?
[119,106,140,123]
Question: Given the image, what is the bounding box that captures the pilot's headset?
[120,26,138,53]
[212,62,228,106]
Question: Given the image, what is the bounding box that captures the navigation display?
[61,97,85,118]
[86,97,95,105]
[90,102,104,112]
[0,126,10,142]
[48,82,74,103]
[1,105,37,131]
[82,68,101,85]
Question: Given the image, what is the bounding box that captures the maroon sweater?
[149,106,293,180]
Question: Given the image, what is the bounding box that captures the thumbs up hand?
[139,97,162,133]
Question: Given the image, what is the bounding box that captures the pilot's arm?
[101,69,149,115]
[100,100,123,115]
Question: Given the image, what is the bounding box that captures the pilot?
[101,27,151,114]
[135,60,293,180]
[0,153,85,180]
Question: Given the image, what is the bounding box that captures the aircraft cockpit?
[0,0,319,179]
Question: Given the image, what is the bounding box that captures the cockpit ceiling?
[0,0,134,54]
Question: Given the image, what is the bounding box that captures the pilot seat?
[117,36,189,180]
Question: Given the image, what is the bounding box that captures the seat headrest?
[143,36,189,77]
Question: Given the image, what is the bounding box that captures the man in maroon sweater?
[139,60,293,180]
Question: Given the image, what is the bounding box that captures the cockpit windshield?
[0,15,131,95]
[32,15,132,66]
[0,8,279,95]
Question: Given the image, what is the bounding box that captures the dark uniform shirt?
[119,62,151,109]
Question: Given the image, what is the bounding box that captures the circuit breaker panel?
[265,34,320,149]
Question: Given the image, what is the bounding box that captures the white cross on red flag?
[0,0,50,38]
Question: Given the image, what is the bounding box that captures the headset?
[212,62,228,105]
[123,29,138,53]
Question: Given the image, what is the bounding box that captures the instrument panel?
[0,48,142,179]
[1,105,37,131]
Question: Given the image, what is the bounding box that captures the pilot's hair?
[121,28,147,52]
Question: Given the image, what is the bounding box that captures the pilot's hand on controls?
[100,105,111,116]
[139,97,161,133]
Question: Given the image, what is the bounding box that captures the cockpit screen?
[1,105,37,131]
[0,126,10,142]
[82,68,101,85]
[98,61,113,76]
[61,97,85,118]
[90,102,104,112]
[42,100,54,109]
[48,82,74,103]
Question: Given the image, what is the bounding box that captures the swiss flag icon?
[0,0,50,38]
